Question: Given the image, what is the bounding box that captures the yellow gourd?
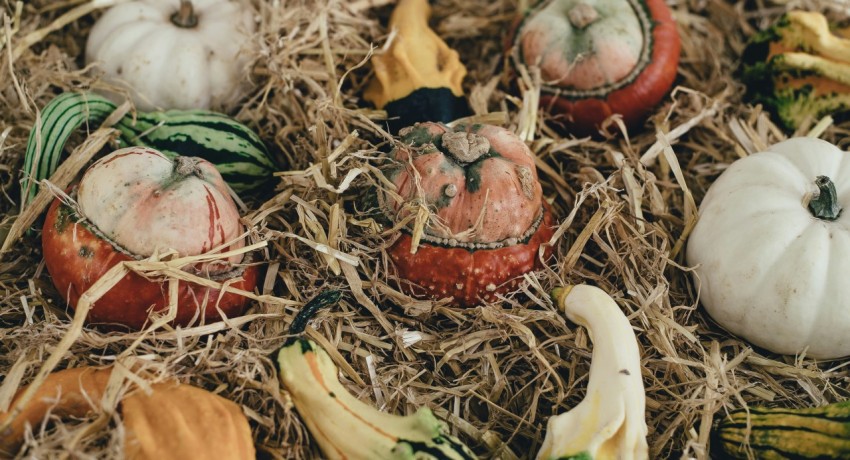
[364,0,470,131]
[539,285,648,460]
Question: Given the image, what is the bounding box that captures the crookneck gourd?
[687,137,850,359]
[21,92,274,209]
[380,122,554,306]
[741,11,850,130]
[277,338,477,459]
[86,0,255,111]
[364,0,471,133]
[42,147,258,330]
[539,285,649,460]
[509,0,680,135]
[0,367,255,459]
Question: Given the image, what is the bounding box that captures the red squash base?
[388,206,555,307]
[42,199,259,330]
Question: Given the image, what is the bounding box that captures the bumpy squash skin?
[390,206,554,306]
[384,122,555,306]
[511,0,680,135]
[740,12,850,131]
[42,199,258,330]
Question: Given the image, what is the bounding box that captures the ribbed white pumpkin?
[687,137,850,359]
[85,0,255,111]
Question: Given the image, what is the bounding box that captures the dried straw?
[1,0,849,459]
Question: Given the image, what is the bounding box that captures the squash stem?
[808,175,842,221]
[287,290,342,338]
[568,2,600,29]
[171,0,198,28]
[174,156,202,177]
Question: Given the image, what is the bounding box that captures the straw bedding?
[1,0,848,458]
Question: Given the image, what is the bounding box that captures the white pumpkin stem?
[171,0,198,28]
[567,2,600,29]
[808,175,842,221]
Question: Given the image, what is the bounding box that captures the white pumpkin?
[687,137,850,359]
[86,0,255,111]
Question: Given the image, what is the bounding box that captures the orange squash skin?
[389,204,555,306]
[42,198,258,330]
[512,0,681,135]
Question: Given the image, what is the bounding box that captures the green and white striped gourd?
[21,92,275,206]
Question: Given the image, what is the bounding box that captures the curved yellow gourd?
[538,285,648,460]
[276,339,476,459]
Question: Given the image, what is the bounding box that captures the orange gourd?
[0,367,255,459]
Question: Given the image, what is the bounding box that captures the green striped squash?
[715,401,850,459]
[21,92,275,207]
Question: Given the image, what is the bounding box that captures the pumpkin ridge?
[810,226,841,349]
[86,4,161,56]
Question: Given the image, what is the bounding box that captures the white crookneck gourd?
[86,0,255,111]
[276,339,477,460]
[539,285,648,460]
[687,137,850,359]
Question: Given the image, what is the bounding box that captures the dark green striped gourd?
[21,92,275,207]
[715,401,850,459]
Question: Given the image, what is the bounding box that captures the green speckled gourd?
[21,92,275,208]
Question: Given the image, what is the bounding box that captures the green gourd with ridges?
[21,92,275,207]
[715,401,850,459]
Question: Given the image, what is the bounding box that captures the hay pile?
[1,0,848,458]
